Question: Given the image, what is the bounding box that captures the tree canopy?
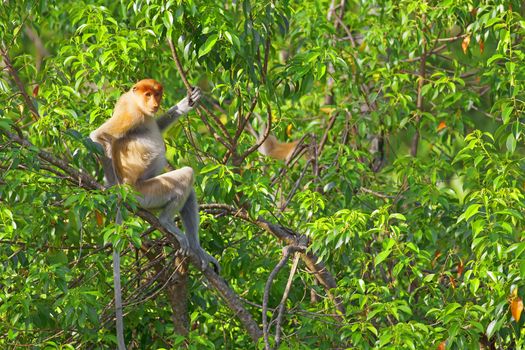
[1,0,525,349]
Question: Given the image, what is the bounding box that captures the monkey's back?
[112,119,167,185]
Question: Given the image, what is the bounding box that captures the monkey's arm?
[157,88,201,131]
[90,108,142,144]
[86,137,118,186]
[100,154,118,186]
[89,131,119,186]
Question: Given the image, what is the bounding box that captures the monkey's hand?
[176,87,202,113]
[157,88,202,131]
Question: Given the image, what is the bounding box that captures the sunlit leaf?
[199,34,219,57]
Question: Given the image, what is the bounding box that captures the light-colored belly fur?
[113,121,166,184]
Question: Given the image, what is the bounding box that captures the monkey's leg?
[136,167,195,253]
[180,189,221,273]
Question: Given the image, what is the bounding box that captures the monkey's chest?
[114,133,166,184]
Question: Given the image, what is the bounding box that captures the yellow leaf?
[359,40,367,52]
[511,297,523,322]
[286,124,293,137]
[462,35,471,54]
[220,114,227,125]
[320,107,335,114]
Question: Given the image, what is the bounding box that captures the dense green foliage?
[2,0,525,348]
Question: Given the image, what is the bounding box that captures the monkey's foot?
[197,249,221,274]
[158,218,191,255]
[174,235,190,256]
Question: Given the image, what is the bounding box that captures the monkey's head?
[132,79,163,116]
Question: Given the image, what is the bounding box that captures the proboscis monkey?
[245,114,302,162]
[90,79,219,272]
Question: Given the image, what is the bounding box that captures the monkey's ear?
[132,86,137,92]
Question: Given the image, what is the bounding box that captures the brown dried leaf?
[457,259,464,278]
[449,275,456,289]
[32,84,39,97]
[479,40,485,54]
[95,210,104,227]
[437,121,447,132]
[432,250,442,267]
[437,340,446,350]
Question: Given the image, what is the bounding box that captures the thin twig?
[410,10,428,157]
[0,44,40,120]
[262,245,306,350]
[274,252,300,348]
[167,38,233,149]
[239,105,272,162]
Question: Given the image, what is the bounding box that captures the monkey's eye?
[145,92,152,97]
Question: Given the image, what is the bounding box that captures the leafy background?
[1,0,525,349]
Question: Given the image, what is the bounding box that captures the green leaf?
[199,34,218,57]
[502,105,513,124]
[0,117,12,130]
[374,250,391,266]
[389,213,406,221]
[459,204,481,222]
[487,54,505,65]
[486,320,497,338]
[358,279,366,293]
[506,133,516,153]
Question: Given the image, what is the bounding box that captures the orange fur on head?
[90,79,164,142]
[132,79,164,116]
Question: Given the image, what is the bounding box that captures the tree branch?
[274,252,300,348]
[263,245,305,350]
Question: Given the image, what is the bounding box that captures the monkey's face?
[140,89,162,116]
[133,79,164,116]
